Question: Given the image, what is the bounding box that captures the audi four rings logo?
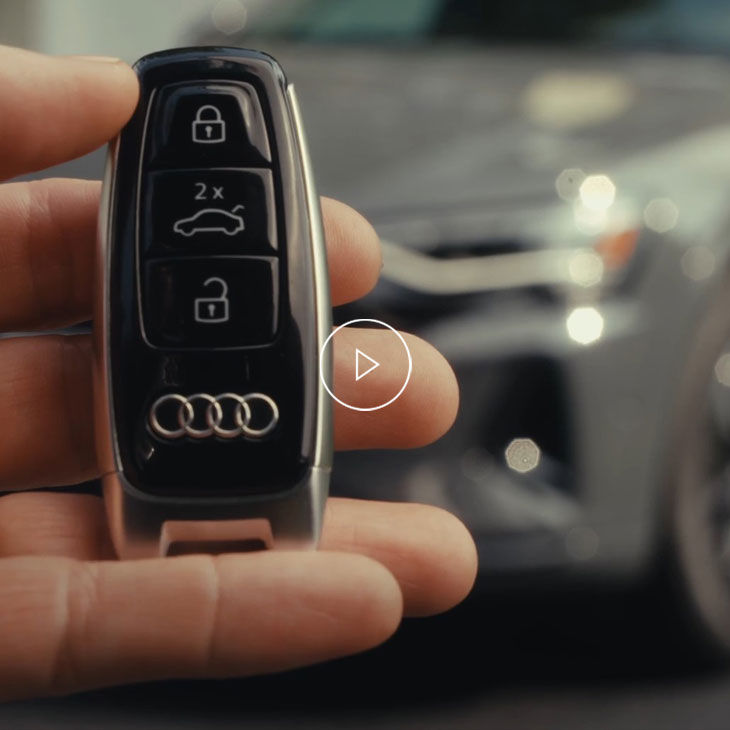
[149,392,279,440]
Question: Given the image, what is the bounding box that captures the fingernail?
[65,54,122,63]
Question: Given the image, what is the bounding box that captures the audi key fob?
[94,48,332,558]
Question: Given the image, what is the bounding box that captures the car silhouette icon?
[173,205,246,237]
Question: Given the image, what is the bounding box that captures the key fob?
[94,48,332,558]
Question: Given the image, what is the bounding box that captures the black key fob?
[94,48,332,558]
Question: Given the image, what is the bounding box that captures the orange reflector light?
[594,229,639,270]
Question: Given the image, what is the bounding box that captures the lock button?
[192,105,226,144]
[148,83,271,167]
[143,257,279,349]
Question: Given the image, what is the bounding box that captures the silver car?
[197,0,730,658]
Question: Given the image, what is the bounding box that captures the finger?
[0,179,99,330]
[322,499,476,617]
[0,335,95,490]
[0,493,113,561]
[0,552,402,700]
[333,328,459,450]
[0,182,380,330]
[0,46,139,180]
[0,494,476,617]
[0,326,456,487]
[321,197,382,305]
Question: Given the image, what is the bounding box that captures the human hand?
[0,45,476,701]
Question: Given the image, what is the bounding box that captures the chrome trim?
[134,88,155,349]
[287,83,333,470]
[215,392,251,439]
[148,393,191,439]
[380,239,605,294]
[103,467,329,558]
[239,392,279,438]
[94,136,121,477]
[182,393,218,439]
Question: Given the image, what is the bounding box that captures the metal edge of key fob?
[93,48,333,558]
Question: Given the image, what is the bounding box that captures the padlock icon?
[192,104,226,144]
[194,277,230,324]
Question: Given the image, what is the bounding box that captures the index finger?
[0,45,139,181]
[0,552,402,700]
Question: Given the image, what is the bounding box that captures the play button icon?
[355,348,380,382]
[319,318,413,412]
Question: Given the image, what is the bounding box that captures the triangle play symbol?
[355,348,380,382]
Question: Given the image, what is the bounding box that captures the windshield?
[249,0,730,51]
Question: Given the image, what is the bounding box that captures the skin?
[0,45,477,701]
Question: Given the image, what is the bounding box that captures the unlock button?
[194,277,230,323]
[144,257,279,349]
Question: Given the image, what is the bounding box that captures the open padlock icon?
[192,104,226,144]
[194,277,230,324]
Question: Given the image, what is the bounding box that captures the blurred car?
[17,0,730,662]
[194,0,730,658]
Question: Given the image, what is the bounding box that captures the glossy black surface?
[144,168,276,254]
[144,256,278,348]
[107,48,316,497]
[149,81,271,167]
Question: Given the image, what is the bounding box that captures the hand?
[0,45,477,701]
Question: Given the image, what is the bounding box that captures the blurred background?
[5,0,730,727]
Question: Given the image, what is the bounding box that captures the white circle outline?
[319,318,413,412]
